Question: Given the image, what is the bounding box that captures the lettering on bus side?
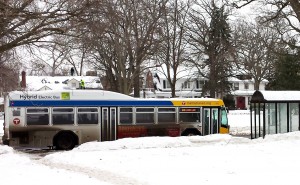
[172,100,222,106]
[19,94,60,100]
[20,95,38,100]
[180,101,213,106]
[38,95,60,99]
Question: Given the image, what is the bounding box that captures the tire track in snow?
[17,150,148,185]
[38,159,148,185]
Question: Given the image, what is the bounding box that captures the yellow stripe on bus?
[171,100,224,107]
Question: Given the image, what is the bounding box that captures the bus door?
[202,108,219,135]
[101,107,117,141]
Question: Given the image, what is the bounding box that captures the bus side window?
[119,107,133,125]
[52,108,74,125]
[136,107,154,124]
[179,107,201,122]
[157,107,176,124]
[77,107,98,125]
[26,108,49,125]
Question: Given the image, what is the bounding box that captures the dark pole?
[254,103,257,138]
[287,103,289,133]
[250,104,253,139]
[263,103,266,138]
[258,103,261,137]
[275,103,278,134]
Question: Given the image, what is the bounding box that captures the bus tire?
[181,129,201,136]
[54,131,77,150]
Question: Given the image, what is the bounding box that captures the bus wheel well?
[53,130,78,150]
[181,128,201,136]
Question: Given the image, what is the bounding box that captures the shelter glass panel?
[265,103,276,135]
[289,103,299,132]
[277,103,287,133]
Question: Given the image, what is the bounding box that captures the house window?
[234,83,239,90]
[182,81,190,89]
[163,80,171,89]
[244,83,249,90]
[196,80,205,89]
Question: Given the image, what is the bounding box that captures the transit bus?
[2,90,229,150]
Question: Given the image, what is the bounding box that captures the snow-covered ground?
[2,110,300,185]
[228,109,251,135]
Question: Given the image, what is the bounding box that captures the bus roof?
[7,90,225,107]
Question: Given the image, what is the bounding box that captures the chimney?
[21,71,26,88]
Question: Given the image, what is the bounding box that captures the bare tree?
[0,0,88,55]
[65,40,92,76]
[227,0,300,20]
[28,59,49,76]
[225,0,300,47]
[85,0,168,96]
[232,21,283,90]
[0,51,20,95]
[155,0,193,97]
[187,0,234,98]
[29,38,71,76]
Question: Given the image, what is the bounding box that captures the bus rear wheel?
[181,129,201,136]
[54,131,76,150]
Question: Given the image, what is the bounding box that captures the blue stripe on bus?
[10,100,174,107]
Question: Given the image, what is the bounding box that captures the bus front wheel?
[54,131,77,150]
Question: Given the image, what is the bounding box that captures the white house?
[142,71,268,110]
[67,78,81,89]
[229,76,268,109]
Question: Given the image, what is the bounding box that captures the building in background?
[11,71,267,110]
[142,72,268,110]
[20,73,102,91]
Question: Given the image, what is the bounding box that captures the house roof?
[150,68,268,83]
[24,75,102,91]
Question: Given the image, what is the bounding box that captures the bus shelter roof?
[251,90,300,103]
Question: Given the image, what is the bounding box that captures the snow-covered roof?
[227,77,268,83]
[251,90,300,102]
[151,69,268,83]
[232,90,255,96]
[24,75,102,91]
[141,90,202,98]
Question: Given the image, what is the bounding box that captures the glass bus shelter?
[250,90,300,139]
